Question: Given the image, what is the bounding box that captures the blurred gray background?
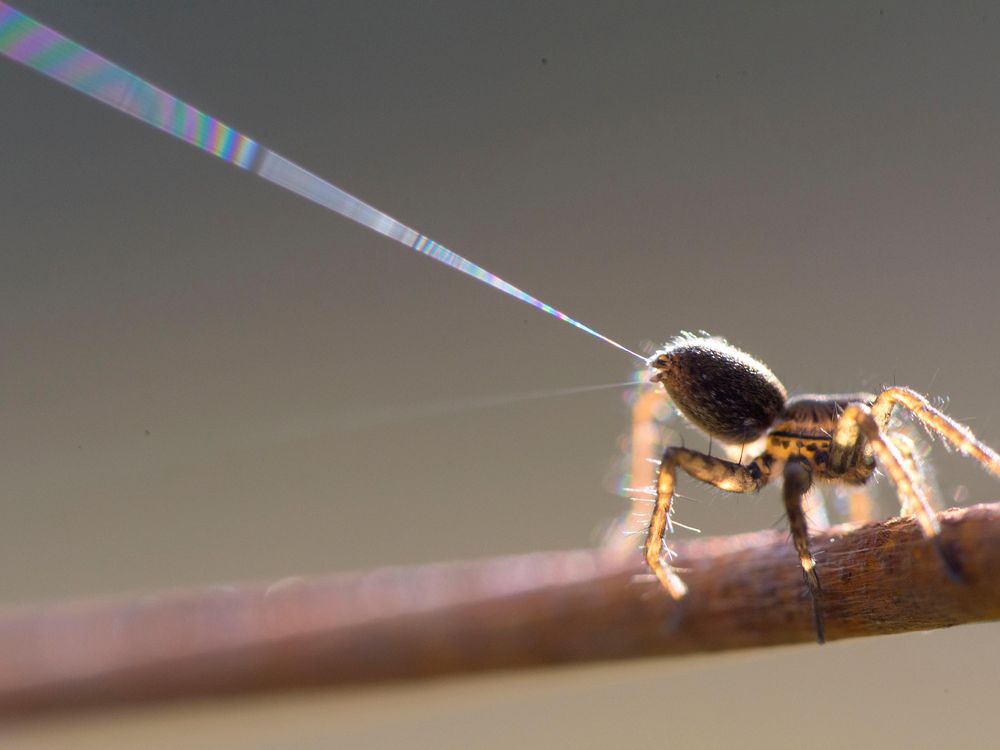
[2,1,998,747]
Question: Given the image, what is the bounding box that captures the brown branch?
[2,503,1000,717]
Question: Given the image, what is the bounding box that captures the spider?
[642,333,1000,643]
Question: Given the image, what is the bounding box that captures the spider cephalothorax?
[643,333,1000,643]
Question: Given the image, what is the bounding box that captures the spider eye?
[651,335,786,444]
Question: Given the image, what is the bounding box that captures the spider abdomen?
[649,335,787,444]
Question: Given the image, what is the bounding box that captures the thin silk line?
[0,2,645,362]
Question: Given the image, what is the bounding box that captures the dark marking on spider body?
[644,334,1000,644]
[766,394,877,485]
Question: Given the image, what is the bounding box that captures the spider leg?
[782,460,824,643]
[802,484,830,530]
[833,403,959,578]
[834,484,880,525]
[645,446,771,599]
[872,386,1000,481]
[888,430,940,515]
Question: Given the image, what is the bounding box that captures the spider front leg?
[645,447,770,599]
[873,386,1000,480]
[832,403,959,577]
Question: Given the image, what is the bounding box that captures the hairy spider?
[643,333,1000,643]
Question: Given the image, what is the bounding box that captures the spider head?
[649,334,787,444]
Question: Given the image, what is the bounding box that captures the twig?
[2,503,999,717]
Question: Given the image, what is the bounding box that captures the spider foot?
[802,569,825,645]
[811,599,826,645]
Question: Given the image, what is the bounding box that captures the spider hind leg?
[644,446,771,600]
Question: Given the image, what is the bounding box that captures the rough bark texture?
[2,503,999,717]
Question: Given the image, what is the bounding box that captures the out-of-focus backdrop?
[2,1,998,747]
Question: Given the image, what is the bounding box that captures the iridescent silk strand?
[0,2,644,362]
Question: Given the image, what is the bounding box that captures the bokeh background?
[2,1,999,747]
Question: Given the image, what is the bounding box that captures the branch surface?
[2,503,999,717]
